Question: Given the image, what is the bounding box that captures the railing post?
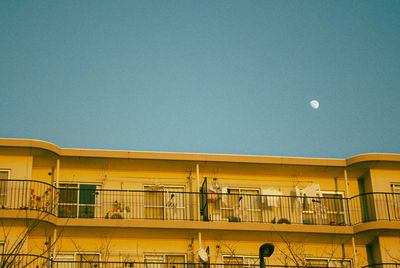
[346,197,352,226]
[196,164,200,221]
[344,169,352,226]
[385,193,391,221]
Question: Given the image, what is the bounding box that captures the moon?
[310,100,319,109]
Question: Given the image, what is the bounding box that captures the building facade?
[0,138,399,267]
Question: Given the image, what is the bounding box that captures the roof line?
[0,138,399,167]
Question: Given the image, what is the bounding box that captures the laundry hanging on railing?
[296,184,321,206]
[221,187,228,204]
[207,179,221,201]
[262,189,283,207]
[166,193,177,208]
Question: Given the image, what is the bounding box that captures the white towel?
[298,184,320,206]
[221,187,228,204]
[302,184,320,197]
[295,186,302,206]
[262,189,283,207]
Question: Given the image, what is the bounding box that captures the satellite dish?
[198,248,208,263]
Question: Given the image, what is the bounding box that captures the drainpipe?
[55,159,60,188]
[345,169,358,268]
[196,164,200,220]
[198,231,202,249]
[352,236,358,268]
[344,169,349,199]
[52,229,57,260]
[52,159,60,259]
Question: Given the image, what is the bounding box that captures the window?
[306,258,329,267]
[223,256,259,268]
[77,253,100,268]
[321,192,346,225]
[144,186,185,220]
[58,183,101,218]
[0,170,10,208]
[54,253,100,268]
[144,254,186,268]
[391,184,400,219]
[302,191,345,225]
[392,184,400,205]
[53,254,74,268]
[393,185,400,194]
[305,258,351,268]
[120,255,135,268]
[221,188,261,222]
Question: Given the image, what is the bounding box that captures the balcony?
[2,254,399,268]
[7,254,393,268]
[1,180,400,227]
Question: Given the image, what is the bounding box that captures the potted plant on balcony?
[124,205,131,219]
[30,187,59,213]
[108,200,131,219]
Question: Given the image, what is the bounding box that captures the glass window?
[321,192,346,225]
[391,185,400,220]
[224,256,244,268]
[221,188,261,222]
[144,254,186,268]
[306,259,329,267]
[224,256,259,268]
[0,171,9,208]
[77,253,100,268]
[144,186,185,220]
[53,254,74,268]
[302,192,345,225]
[78,184,98,218]
[393,185,400,194]
[330,260,352,268]
[58,184,100,218]
[58,184,78,218]
[144,255,164,262]
[243,257,259,268]
[166,255,185,268]
[306,258,351,268]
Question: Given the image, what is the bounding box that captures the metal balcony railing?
[1,254,369,268]
[360,264,400,268]
[0,179,57,214]
[1,179,400,226]
[348,193,400,224]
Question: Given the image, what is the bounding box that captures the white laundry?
[262,189,283,207]
[295,186,302,206]
[298,184,320,206]
[302,184,320,197]
[221,187,228,204]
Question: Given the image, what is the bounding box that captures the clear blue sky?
[1,1,399,158]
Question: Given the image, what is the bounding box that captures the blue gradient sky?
[1,1,399,158]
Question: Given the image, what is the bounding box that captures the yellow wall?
[43,227,366,266]
[377,236,400,263]
[370,169,400,192]
[1,145,399,267]
[58,157,193,190]
[0,220,29,254]
[0,149,32,180]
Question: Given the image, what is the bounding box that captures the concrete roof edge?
[346,153,400,166]
[0,138,398,167]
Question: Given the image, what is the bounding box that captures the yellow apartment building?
[0,138,399,267]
